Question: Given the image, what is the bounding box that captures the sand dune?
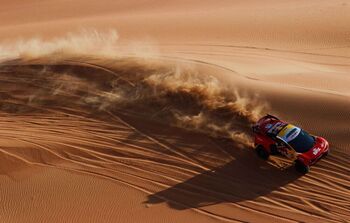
[0,1,349,223]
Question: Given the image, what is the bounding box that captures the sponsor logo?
[265,123,272,129]
[278,124,301,142]
[268,122,286,134]
[313,147,321,155]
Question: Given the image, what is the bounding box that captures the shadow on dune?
[145,138,301,209]
[118,112,301,210]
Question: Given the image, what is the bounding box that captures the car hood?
[299,136,328,161]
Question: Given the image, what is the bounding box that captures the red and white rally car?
[252,114,329,174]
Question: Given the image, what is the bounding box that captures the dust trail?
[0,29,119,60]
[0,30,269,146]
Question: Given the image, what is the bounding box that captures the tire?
[270,144,279,155]
[255,145,270,160]
[323,148,330,157]
[295,160,309,174]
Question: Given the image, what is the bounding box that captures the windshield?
[288,129,315,153]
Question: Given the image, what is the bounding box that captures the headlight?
[323,139,329,148]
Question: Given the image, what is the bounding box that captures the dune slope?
[0,0,349,222]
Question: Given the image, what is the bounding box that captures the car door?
[276,138,296,159]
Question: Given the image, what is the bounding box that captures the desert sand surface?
[0,1,349,222]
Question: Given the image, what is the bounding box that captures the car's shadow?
[111,112,302,210]
[145,138,301,210]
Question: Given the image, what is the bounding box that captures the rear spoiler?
[252,114,280,133]
[263,114,279,121]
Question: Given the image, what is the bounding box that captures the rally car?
[252,114,329,174]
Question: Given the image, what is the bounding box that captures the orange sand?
[0,1,349,222]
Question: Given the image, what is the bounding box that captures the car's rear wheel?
[295,160,309,174]
[255,145,269,160]
[269,144,279,155]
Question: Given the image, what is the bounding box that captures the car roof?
[259,119,302,142]
[257,117,286,135]
[276,124,301,143]
[266,121,287,135]
[255,115,303,145]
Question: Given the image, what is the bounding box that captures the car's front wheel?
[255,145,270,160]
[294,160,309,174]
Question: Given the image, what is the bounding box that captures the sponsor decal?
[265,123,272,129]
[278,124,301,142]
[268,122,286,134]
[313,147,321,155]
